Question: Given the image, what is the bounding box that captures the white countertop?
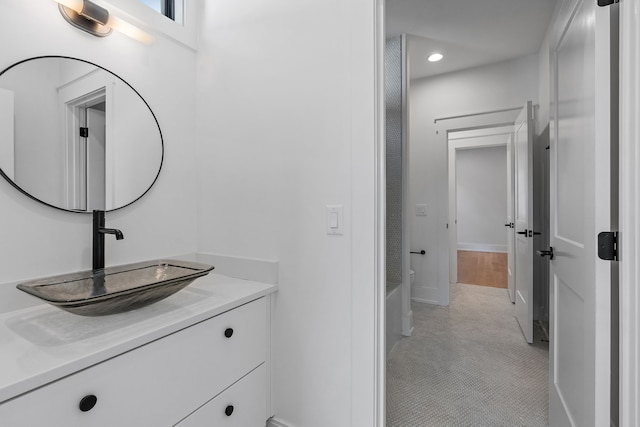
[0,273,277,404]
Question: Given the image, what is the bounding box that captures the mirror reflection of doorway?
[66,90,106,211]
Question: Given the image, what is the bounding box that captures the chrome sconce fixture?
[53,0,153,44]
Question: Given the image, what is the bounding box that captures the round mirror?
[0,56,163,212]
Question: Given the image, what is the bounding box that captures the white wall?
[0,2,198,312]
[409,54,538,303]
[111,77,162,209]
[0,88,14,180]
[456,145,508,252]
[4,62,64,206]
[195,1,379,426]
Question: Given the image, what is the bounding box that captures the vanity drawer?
[0,297,267,427]
[176,364,267,427]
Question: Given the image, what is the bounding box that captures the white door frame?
[619,1,639,424]
[400,34,413,337]
[372,2,640,426]
[63,90,106,211]
[373,0,386,425]
[447,126,513,284]
[435,109,520,305]
[57,69,115,211]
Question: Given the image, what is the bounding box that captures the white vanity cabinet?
[176,364,267,426]
[0,297,270,427]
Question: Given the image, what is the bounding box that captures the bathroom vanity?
[0,54,279,425]
[0,273,277,426]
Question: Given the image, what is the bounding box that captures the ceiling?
[386,0,558,80]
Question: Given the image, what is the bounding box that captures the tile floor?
[386,283,548,426]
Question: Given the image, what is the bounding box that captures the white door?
[514,101,534,343]
[506,134,515,304]
[548,1,613,425]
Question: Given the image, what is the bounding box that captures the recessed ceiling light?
[427,53,444,62]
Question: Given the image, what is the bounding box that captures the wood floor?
[457,251,507,288]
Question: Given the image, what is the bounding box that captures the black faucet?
[93,210,124,271]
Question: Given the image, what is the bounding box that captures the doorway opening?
[381,0,620,425]
[64,89,107,212]
[448,125,512,292]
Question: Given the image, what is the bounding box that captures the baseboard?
[411,296,439,305]
[267,417,295,427]
[411,285,440,305]
[457,243,507,253]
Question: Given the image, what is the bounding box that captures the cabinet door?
[176,364,267,427]
[0,298,267,427]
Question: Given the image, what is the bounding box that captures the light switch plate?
[326,205,343,235]
[415,204,427,216]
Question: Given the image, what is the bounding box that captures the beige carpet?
[386,283,548,426]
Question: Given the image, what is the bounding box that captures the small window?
[139,0,183,24]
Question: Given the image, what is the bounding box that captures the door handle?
[504,223,514,228]
[536,247,554,260]
[516,230,528,235]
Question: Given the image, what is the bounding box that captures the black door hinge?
[79,127,89,138]
[598,0,619,6]
[598,231,618,261]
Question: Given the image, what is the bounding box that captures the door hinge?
[598,0,619,6]
[598,231,618,261]
[79,127,89,138]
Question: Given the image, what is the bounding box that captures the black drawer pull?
[79,394,97,412]
[224,328,234,338]
[225,405,234,416]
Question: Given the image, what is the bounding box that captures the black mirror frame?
[0,55,164,213]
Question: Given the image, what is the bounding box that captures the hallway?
[386,283,548,426]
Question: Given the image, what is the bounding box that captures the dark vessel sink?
[16,260,214,316]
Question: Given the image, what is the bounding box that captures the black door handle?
[536,247,554,260]
[504,223,514,228]
[516,230,528,235]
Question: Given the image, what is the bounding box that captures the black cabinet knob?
[225,405,234,416]
[79,394,97,412]
[224,328,234,338]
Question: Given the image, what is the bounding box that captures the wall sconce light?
[53,0,154,44]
